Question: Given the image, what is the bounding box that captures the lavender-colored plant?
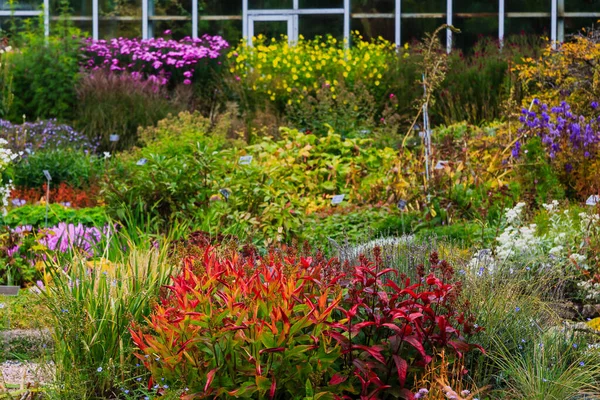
[0,119,98,154]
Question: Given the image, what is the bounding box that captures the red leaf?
[269,377,276,399]
[205,368,217,393]
[329,373,348,386]
[352,345,386,364]
[259,347,286,355]
[392,355,408,388]
[403,335,427,359]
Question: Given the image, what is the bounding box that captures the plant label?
[136,158,148,166]
[43,170,52,181]
[331,194,345,205]
[109,134,120,142]
[434,160,448,170]
[219,189,230,201]
[397,199,407,211]
[586,195,600,206]
[239,155,253,165]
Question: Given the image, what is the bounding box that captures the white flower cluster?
[495,203,543,261]
[0,138,18,216]
[577,280,600,301]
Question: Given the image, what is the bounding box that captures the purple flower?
[512,141,521,158]
[592,101,599,109]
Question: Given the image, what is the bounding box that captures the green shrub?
[7,15,81,122]
[12,149,105,189]
[0,205,107,228]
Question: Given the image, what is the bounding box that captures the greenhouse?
[2,0,600,49]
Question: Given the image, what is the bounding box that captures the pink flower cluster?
[82,34,229,86]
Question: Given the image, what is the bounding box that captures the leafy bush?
[12,149,105,189]
[0,205,107,228]
[11,182,100,208]
[131,247,346,399]
[75,71,186,152]
[132,245,481,399]
[7,19,81,122]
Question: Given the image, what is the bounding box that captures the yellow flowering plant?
[226,33,400,115]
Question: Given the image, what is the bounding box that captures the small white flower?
[103,152,111,159]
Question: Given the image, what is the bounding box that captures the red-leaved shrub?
[131,246,481,399]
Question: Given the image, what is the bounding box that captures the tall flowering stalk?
[514,100,600,195]
[81,35,229,87]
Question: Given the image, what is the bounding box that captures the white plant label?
[434,160,448,170]
[136,158,148,166]
[239,155,253,165]
[586,195,600,206]
[109,134,120,142]
[331,194,345,205]
[43,170,52,181]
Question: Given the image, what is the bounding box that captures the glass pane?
[564,18,597,36]
[248,0,293,9]
[153,20,192,39]
[0,0,41,11]
[299,15,343,40]
[454,0,496,13]
[506,0,546,12]
[351,17,395,42]
[0,16,40,37]
[403,0,445,13]
[253,20,288,40]
[352,0,394,14]
[402,18,446,44]
[452,17,498,50]
[300,0,342,8]
[505,17,549,37]
[199,19,242,43]
[60,0,92,16]
[99,20,141,38]
[153,0,191,39]
[567,0,600,11]
[99,0,141,38]
[201,0,241,15]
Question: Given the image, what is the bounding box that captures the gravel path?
[0,360,53,386]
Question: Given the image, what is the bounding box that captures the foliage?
[0,49,14,119]
[38,236,173,398]
[329,251,482,398]
[0,290,50,330]
[284,78,381,138]
[11,182,101,208]
[515,32,600,114]
[0,119,97,154]
[0,205,107,228]
[131,247,346,399]
[132,245,481,399]
[75,71,186,152]
[6,14,82,122]
[11,149,105,190]
[490,329,600,399]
